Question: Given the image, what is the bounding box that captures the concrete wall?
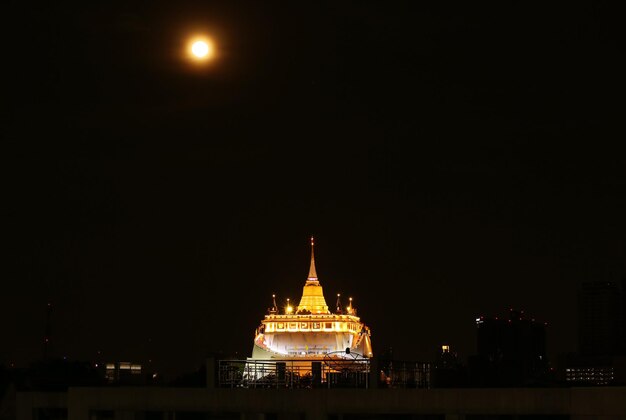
[15,387,626,420]
[16,392,67,420]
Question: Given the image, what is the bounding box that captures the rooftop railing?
[218,358,370,389]
[215,357,432,390]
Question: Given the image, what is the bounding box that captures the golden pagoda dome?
[296,237,330,314]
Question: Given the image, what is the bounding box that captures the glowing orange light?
[193,41,209,57]
[187,37,215,62]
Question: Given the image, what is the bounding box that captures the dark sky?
[4,1,623,376]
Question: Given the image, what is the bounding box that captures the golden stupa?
[251,237,373,360]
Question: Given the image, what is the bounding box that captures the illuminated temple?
[251,238,373,360]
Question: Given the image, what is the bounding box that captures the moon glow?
[191,41,210,58]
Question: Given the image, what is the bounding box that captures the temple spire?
[298,236,329,313]
[307,236,318,281]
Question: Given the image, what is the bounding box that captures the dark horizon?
[4,1,623,377]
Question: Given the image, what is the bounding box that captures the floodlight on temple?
[250,237,373,360]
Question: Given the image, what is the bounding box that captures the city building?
[565,365,614,385]
[559,281,624,386]
[432,344,466,388]
[250,237,373,361]
[579,281,621,358]
[103,362,143,385]
[470,309,548,386]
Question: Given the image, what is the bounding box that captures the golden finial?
[307,235,318,281]
[270,294,277,313]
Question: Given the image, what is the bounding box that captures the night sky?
[4,1,622,376]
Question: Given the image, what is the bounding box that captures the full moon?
[191,41,210,58]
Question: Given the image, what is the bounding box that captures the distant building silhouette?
[432,344,466,387]
[469,309,547,386]
[579,281,621,358]
[561,281,624,386]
